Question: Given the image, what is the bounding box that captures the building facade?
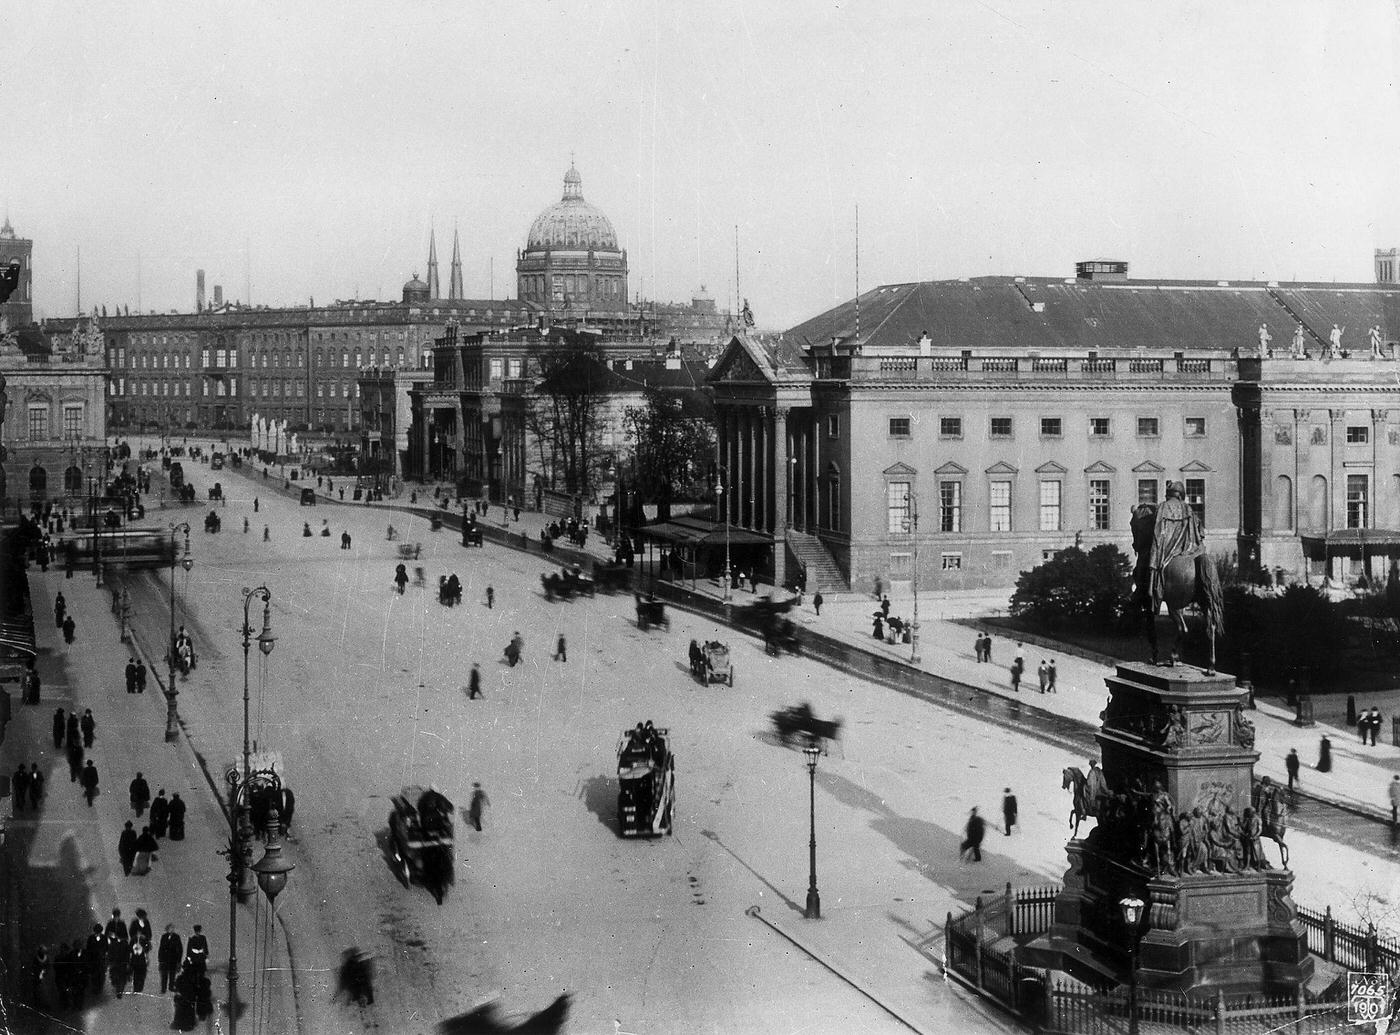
[709,268,1400,593]
[516,165,628,312]
[0,217,34,333]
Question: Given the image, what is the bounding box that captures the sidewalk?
[2,563,295,1033]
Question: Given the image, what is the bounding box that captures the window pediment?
[985,460,1019,475]
[934,461,968,476]
[1084,460,1116,474]
[1133,460,1165,474]
[1179,459,1213,473]
[883,461,918,477]
[1035,461,1067,474]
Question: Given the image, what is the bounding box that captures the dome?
[526,165,619,251]
[402,273,429,303]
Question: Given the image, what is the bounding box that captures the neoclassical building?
[709,264,1400,593]
[516,165,629,312]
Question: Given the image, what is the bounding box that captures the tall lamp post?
[905,491,921,664]
[164,522,192,742]
[716,468,732,602]
[803,744,821,919]
[1119,894,1145,1035]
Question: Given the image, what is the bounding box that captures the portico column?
[743,409,755,528]
[809,417,821,530]
[730,410,740,525]
[772,407,789,589]
[1329,409,1344,581]
[755,408,767,533]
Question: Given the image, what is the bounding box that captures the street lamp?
[227,584,278,1035]
[1119,894,1146,1035]
[716,470,731,602]
[164,522,192,743]
[904,492,921,664]
[803,744,821,919]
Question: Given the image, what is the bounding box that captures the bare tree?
[533,333,611,496]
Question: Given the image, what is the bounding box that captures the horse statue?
[1129,483,1225,672]
[1061,765,1100,837]
[1255,778,1289,868]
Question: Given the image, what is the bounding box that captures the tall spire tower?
[449,225,464,300]
[427,229,441,300]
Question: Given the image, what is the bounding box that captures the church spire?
[427,229,441,299]
[449,224,464,300]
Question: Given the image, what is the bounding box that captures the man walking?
[158,925,183,994]
[80,760,100,806]
[12,764,29,814]
[1047,660,1058,693]
[486,585,494,610]
[467,664,483,700]
[1037,660,1049,694]
[1369,707,1383,747]
[960,807,987,861]
[468,782,490,831]
[136,660,147,693]
[80,709,96,748]
[125,658,138,694]
[1285,749,1300,792]
[118,821,138,876]
[52,708,65,750]
[129,772,151,816]
[28,763,43,810]
[1390,775,1400,826]
[1002,788,1018,835]
[553,634,567,662]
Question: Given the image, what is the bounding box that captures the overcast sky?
[4,1,1398,329]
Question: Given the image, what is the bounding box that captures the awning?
[637,516,773,547]
[0,620,37,658]
[1300,529,1400,548]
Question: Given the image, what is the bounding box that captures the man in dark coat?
[28,763,43,809]
[960,807,987,862]
[66,738,84,782]
[12,765,28,814]
[150,790,170,837]
[54,592,66,628]
[107,934,130,998]
[61,614,76,644]
[1285,748,1301,791]
[83,924,106,995]
[168,793,187,840]
[129,936,150,993]
[65,712,80,749]
[467,664,483,699]
[129,772,151,815]
[80,760,99,806]
[125,658,138,694]
[136,660,147,693]
[1002,788,1019,835]
[158,925,183,994]
[118,821,138,875]
[52,708,65,749]
[80,709,96,748]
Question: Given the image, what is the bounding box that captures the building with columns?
[709,266,1400,594]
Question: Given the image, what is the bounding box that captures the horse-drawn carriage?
[461,524,483,547]
[762,616,800,656]
[617,723,674,836]
[635,594,669,631]
[388,786,455,902]
[591,562,633,595]
[207,482,224,502]
[169,635,197,678]
[689,640,733,686]
[542,566,594,601]
[203,510,222,534]
[397,542,422,561]
[769,702,841,751]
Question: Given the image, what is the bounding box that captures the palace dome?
[402,273,429,303]
[526,165,619,251]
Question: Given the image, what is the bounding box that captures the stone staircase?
[786,529,848,593]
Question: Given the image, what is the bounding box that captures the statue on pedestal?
[1130,481,1224,670]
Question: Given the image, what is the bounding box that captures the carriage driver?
[1149,481,1203,604]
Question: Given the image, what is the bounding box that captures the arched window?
[341,349,349,368]
[353,347,362,367]
[1308,474,1328,531]
[397,347,405,366]
[1273,475,1293,532]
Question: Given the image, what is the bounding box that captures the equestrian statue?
[1130,481,1224,673]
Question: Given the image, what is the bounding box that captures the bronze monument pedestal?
[1025,663,1311,995]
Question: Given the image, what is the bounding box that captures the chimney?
[196,269,206,312]
[214,285,224,308]
[1075,260,1129,282]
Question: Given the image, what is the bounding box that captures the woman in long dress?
[132,826,158,875]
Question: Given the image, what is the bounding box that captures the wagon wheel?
[728,666,735,687]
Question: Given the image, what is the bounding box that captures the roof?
[1300,529,1400,548]
[707,332,813,385]
[637,516,773,546]
[783,276,1400,355]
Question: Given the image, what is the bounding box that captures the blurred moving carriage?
[591,561,633,595]
[762,616,800,656]
[202,510,222,533]
[617,723,675,836]
[736,596,800,656]
[207,481,224,501]
[541,566,594,601]
[689,640,733,686]
[769,702,842,752]
[396,542,422,561]
[388,786,455,900]
[635,594,669,631]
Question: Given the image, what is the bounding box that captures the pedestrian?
[1048,659,1058,693]
[960,807,987,861]
[133,826,159,875]
[129,936,150,994]
[277,786,295,834]
[263,524,270,541]
[1002,788,1018,835]
[486,584,495,609]
[984,634,993,664]
[158,925,183,994]
[1369,707,1383,747]
[130,771,151,815]
[880,595,891,618]
[66,712,80,749]
[12,764,29,814]
[468,664,483,699]
[341,530,351,549]
[150,789,170,837]
[184,925,209,976]
[1390,775,1400,825]
[468,782,489,831]
[136,659,147,693]
[394,563,408,594]
[1037,660,1049,693]
[62,614,76,644]
[243,516,249,534]
[253,496,260,512]
[1285,748,1300,791]
[80,760,99,805]
[1010,656,1023,693]
[172,965,199,1030]
[126,657,138,693]
[1317,735,1333,773]
[21,663,39,705]
[107,933,130,998]
[339,488,344,500]
[129,908,153,950]
[52,707,65,749]
[55,591,66,629]
[84,924,105,996]
[66,738,84,782]
[974,633,985,663]
[80,708,96,748]
[28,763,43,809]
[553,634,567,662]
[813,590,823,616]
[168,793,187,840]
[1359,709,1370,744]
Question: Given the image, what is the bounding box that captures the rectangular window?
[294,383,304,398]
[1090,417,1110,437]
[1039,480,1062,531]
[27,405,48,439]
[939,481,962,532]
[1347,474,1369,528]
[489,358,504,380]
[216,349,227,368]
[826,415,839,438]
[200,348,210,367]
[990,417,1012,438]
[887,481,911,534]
[941,553,963,571]
[991,550,1012,571]
[1185,478,1206,525]
[1137,479,1159,506]
[989,480,1012,532]
[1090,479,1111,531]
[1347,426,1370,444]
[939,416,962,438]
[1185,417,1207,437]
[1041,417,1062,437]
[1137,416,1159,437]
[215,380,227,397]
[508,358,522,378]
[888,416,911,438]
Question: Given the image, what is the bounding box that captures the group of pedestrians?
[9,761,44,812]
[123,657,149,693]
[958,789,1021,862]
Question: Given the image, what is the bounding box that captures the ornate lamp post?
[164,522,192,742]
[1119,894,1145,1035]
[905,491,921,664]
[803,744,821,919]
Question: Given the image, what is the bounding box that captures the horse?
[1129,502,1225,672]
[1062,766,1095,837]
[1257,786,1289,868]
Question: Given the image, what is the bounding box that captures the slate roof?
[782,276,1400,354]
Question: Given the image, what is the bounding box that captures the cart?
[388,786,455,900]
[635,595,669,631]
[770,703,842,752]
[698,641,733,686]
[617,725,675,836]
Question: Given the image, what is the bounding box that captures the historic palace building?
[709,262,1400,593]
[516,164,628,312]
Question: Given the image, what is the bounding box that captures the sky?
[3,1,1398,329]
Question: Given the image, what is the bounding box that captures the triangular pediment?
[711,344,767,383]
[1133,460,1165,474]
[935,461,968,476]
[1035,461,1067,474]
[883,461,918,477]
[1084,460,1117,474]
[985,460,1019,475]
[1179,459,1214,473]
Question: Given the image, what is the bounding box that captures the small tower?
[449,226,464,301]
[427,229,441,300]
